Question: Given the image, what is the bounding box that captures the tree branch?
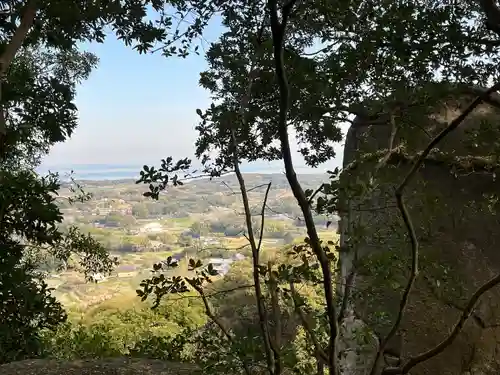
[374,82,500,375]
[381,272,500,375]
[228,12,277,373]
[459,84,500,109]
[165,284,255,301]
[267,1,338,373]
[268,261,282,375]
[231,127,275,375]
[289,281,328,364]
[375,114,397,170]
[0,1,36,71]
[422,275,489,329]
[185,279,252,375]
[257,183,272,252]
[0,0,38,157]
[398,81,500,191]
[478,0,500,37]
[344,145,500,177]
[337,266,356,324]
[307,183,326,205]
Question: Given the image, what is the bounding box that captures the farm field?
[48,173,339,309]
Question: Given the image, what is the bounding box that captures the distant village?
[164,251,246,276]
[83,199,248,283]
[89,251,247,283]
[61,196,335,284]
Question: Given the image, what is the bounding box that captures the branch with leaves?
[0,0,37,157]
[232,152,277,374]
[289,280,328,365]
[185,277,252,375]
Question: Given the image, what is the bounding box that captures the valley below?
[46,172,338,311]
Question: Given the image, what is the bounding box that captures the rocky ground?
[0,358,200,375]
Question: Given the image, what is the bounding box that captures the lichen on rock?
[338,84,500,375]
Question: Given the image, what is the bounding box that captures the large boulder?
[338,85,500,375]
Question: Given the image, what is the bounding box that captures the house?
[90,273,107,283]
[139,222,163,233]
[93,198,132,216]
[149,240,164,250]
[171,252,184,262]
[207,258,234,276]
[201,237,219,246]
[232,253,246,261]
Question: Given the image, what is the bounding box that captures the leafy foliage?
[0,0,214,363]
[3,47,98,168]
[0,241,66,363]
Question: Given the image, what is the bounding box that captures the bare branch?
[268,261,282,375]
[375,113,397,170]
[344,145,500,177]
[337,266,356,324]
[460,85,500,109]
[381,272,500,375]
[289,281,328,364]
[398,82,500,192]
[257,183,272,252]
[267,1,338,373]
[249,183,273,194]
[185,279,252,375]
[307,184,326,205]
[229,133,275,374]
[165,284,255,301]
[422,275,489,329]
[369,187,419,375]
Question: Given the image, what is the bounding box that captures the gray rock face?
[338,86,500,375]
[337,308,379,375]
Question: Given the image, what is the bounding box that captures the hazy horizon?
[38,16,348,175]
[36,161,337,181]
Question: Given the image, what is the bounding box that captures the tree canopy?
[0,0,211,363]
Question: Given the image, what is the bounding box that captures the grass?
[117,251,175,266]
[318,230,339,242]
[47,251,177,309]
[166,217,194,227]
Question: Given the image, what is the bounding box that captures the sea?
[36,163,331,181]
[37,164,151,181]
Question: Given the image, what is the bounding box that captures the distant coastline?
[36,165,145,181]
[36,163,330,181]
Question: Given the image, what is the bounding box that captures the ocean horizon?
[36,163,331,181]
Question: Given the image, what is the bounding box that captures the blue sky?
[40,17,347,174]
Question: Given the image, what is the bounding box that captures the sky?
[39,16,349,175]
